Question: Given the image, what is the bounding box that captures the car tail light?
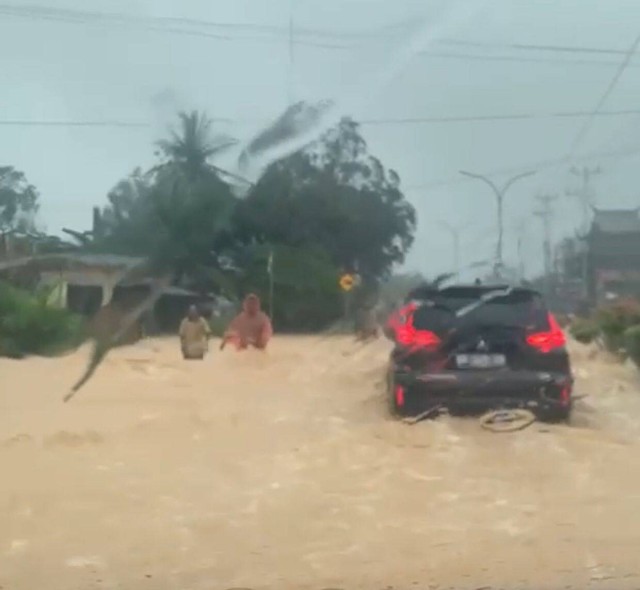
[395,385,405,407]
[526,313,566,353]
[560,383,571,406]
[386,302,417,334]
[388,302,441,350]
[395,324,441,349]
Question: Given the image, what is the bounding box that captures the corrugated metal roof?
[593,209,640,233]
[117,277,214,299]
[56,253,145,268]
[0,252,145,273]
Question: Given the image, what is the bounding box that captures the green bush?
[596,298,640,353]
[237,244,343,332]
[0,282,85,358]
[625,325,640,367]
[570,318,600,344]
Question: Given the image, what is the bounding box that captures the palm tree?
[156,111,238,181]
[155,111,254,190]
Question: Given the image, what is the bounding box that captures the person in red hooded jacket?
[222,293,273,351]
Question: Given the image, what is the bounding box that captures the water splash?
[237,0,487,183]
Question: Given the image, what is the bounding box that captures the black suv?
[385,284,573,422]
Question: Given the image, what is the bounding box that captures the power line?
[0,4,353,48]
[5,107,640,129]
[0,4,346,47]
[359,108,640,125]
[420,50,640,69]
[0,120,151,128]
[439,38,632,57]
[2,3,640,61]
[568,32,640,156]
[405,143,640,192]
[0,2,404,41]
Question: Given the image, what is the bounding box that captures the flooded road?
[3,336,640,589]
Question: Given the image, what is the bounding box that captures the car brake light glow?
[560,384,571,406]
[386,302,417,333]
[395,323,441,349]
[395,385,405,407]
[526,313,566,353]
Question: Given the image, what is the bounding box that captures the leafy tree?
[98,168,167,257]
[234,116,416,280]
[236,243,342,331]
[0,166,39,232]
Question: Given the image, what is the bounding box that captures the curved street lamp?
[459,169,536,268]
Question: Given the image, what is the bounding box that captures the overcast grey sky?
[3,0,640,278]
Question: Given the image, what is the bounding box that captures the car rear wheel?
[538,402,572,423]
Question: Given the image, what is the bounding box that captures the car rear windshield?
[412,289,550,334]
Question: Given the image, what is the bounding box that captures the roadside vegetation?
[0,105,417,357]
[569,298,640,367]
[0,282,84,358]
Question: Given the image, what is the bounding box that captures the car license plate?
[455,353,506,369]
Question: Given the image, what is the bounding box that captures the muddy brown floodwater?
[3,336,640,590]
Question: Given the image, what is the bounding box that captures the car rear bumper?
[393,367,573,412]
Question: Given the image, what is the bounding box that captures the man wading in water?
[179,305,211,359]
[222,293,273,351]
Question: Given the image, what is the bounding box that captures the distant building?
[35,253,145,314]
[587,208,640,303]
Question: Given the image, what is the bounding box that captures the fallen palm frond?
[64,273,171,401]
[0,251,172,400]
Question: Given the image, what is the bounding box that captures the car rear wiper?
[454,287,514,319]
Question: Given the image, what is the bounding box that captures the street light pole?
[515,218,527,281]
[534,193,558,296]
[440,220,461,277]
[287,0,295,106]
[459,169,536,270]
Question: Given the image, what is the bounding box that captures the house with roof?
[35,253,146,314]
[0,251,215,333]
[587,207,640,303]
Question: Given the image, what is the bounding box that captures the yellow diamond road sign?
[340,274,355,292]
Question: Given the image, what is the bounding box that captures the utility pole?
[516,218,527,282]
[566,166,601,233]
[566,166,600,299]
[440,220,461,277]
[534,193,558,295]
[287,0,295,105]
[459,170,536,272]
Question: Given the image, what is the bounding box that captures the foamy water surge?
[2,336,640,588]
